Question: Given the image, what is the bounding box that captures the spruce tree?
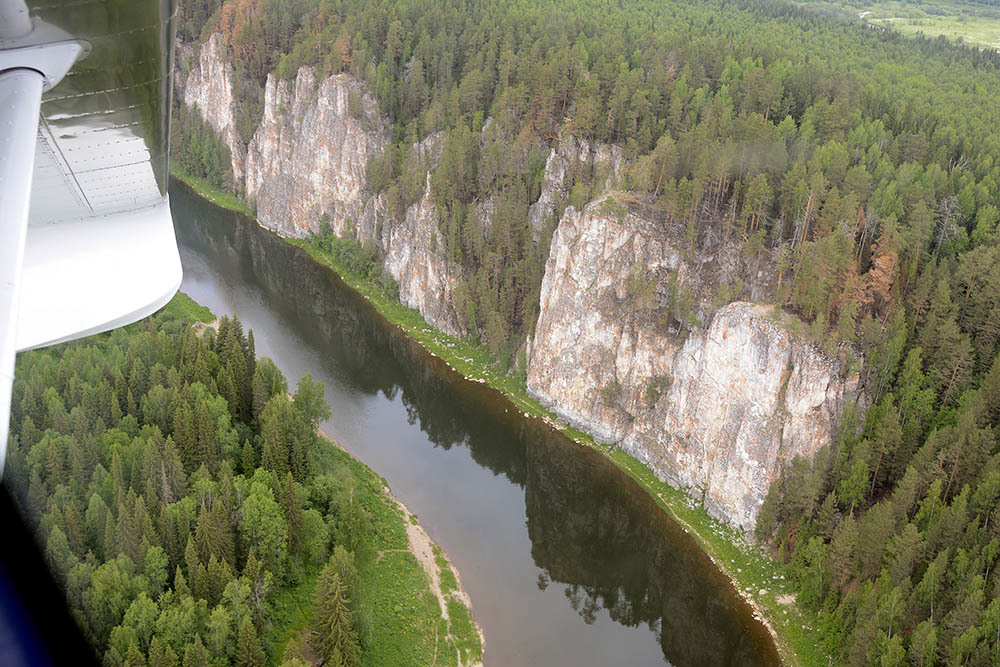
[182,634,208,667]
[281,472,303,560]
[235,616,266,667]
[311,569,360,666]
[241,440,256,475]
[124,640,146,667]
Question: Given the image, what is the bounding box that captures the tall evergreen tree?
[310,567,359,667]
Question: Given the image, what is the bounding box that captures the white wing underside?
[0,0,181,466]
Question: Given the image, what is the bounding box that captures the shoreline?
[317,428,485,666]
[171,171,823,666]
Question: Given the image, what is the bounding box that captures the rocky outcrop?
[381,176,464,336]
[527,196,858,531]
[180,36,859,531]
[183,34,246,184]
[184,36,461,334]
[245,69,387,238]
[527,135,624,239]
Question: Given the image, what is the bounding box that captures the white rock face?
[183,34,246,184]
[527,197,687,442]
[187,36,462,334]
[528,198,859,531]
[180,38,860,531]
[245,69,387,238]
[381,176,463,336]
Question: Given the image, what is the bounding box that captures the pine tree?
[103,511,118,560]
[205,555,233,607]
[172,402,196,473]
[116,498,141,565]
[838,456,869,515]
[281,473,303,560]
[869,396,903,494]
[917,549,949,621]
[261,408,289,477]
[241,440,256,475]
[908,620,937,667]
[162,436,186,503]
[148,635,179,667]
[25,468,47,525]
[246,330,256,379]
[229,346,252,423]
[124,640,146,667]
[193,401,218,471]
[828,512,858,590]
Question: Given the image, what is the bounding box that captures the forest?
[170,102,235,192]
[169,0,1000,663]
[177,0,1000,366]
[2,295,478,666]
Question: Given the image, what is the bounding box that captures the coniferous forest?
[179,0,1000,663]
[170,102,235,192]
[3,296,480,667]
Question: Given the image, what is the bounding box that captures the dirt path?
[193,318,218,337]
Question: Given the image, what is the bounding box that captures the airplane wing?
[0,0,181,466]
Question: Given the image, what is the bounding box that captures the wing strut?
[0,69,44,475]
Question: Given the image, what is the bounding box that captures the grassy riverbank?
[280,436,484,667]
[171,165,256,218]
[170,172,823,666]
[289,235,823,666]
[158,288,482,666]
[262,439,485,666]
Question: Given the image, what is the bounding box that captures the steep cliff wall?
[180,37,859,531]
[381,176,464,336]
[527,196,858,531]
[527,135,624,238]
[182,34,246,184]
[245,69,387,238]
[184,37,462,335]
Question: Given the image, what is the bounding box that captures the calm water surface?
[170,181,780,667]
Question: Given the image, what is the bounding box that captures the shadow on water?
[170,179,780,667]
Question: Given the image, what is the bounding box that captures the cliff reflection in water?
[524,424,777,665]
[171,180,779,666]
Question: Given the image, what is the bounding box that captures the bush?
[600,381,622,407]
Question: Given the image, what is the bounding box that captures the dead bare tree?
[933,195,960,259]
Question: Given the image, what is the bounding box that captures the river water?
[170,181,780,667]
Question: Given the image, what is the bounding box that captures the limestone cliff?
[526,135,624,238]
[381,175,464,336]
[245,69,387,238]
[527,196,858,531]
[182,34,246,184]
[183,36,461,335]
[180,36,860,531]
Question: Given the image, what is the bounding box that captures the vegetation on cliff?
[173,0,1000,662]
[182,0,1000,367]
[171,102,234,192]
[3,293,481,666]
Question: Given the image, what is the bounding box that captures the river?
[170,180,780,667]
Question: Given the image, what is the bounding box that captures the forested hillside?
[2,295,481,666]
[173,0,1000,663]
[178,0,1000,363]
